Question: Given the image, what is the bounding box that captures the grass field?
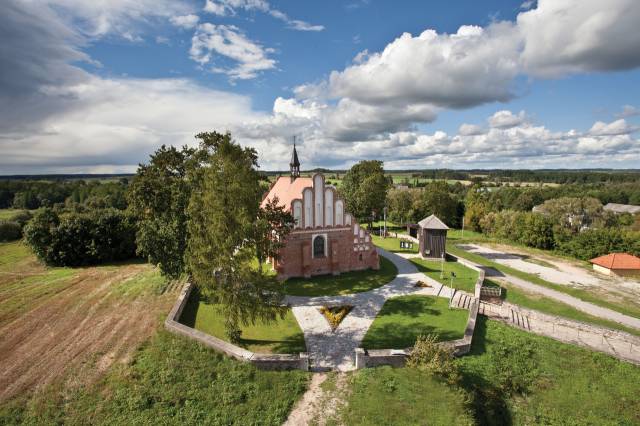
[343,318,640,425]
[0,241,309,424]
[283,255,397,296]
[410,257,479,293]
[0,209,25,220]
[0,331,308,425]
[179,290,306,354]
[457,318,640,425]
[361,296,468,349]
[338,366,474,425]
[371,234,418,254]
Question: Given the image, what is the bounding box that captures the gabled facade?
[261,144,379,279]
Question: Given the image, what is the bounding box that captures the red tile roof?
[590,253,640,270]
[261,176,313,211]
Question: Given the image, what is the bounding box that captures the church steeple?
[290,136,300,180]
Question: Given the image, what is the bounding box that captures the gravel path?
[285,249,447,371]
[459,244,640,330]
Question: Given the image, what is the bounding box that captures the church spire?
[290,136,300,179]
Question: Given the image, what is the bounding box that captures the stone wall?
[355,271,483,369]
[165,282,310,371]
[480,300,640,365]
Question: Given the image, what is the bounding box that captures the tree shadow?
[458,316,513,425]
[378,297,440,318]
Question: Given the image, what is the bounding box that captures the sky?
[2,0,640,174]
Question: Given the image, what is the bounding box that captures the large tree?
[127,145,195,279]
[341,160,391,227]
[186,132,293,341]
[412,181,460,227]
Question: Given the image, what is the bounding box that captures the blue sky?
[2,0,640,173]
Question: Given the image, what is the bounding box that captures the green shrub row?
[24,208,136,266]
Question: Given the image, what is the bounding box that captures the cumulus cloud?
[189,23,276,80]
[588,119,637,136]
[0,0,265,174]
[518,0,640,77]
[170,14,200,29]
[203,0,324,31]
[327,23,521,109]
[300,0,640,121]
[488,110,527,128]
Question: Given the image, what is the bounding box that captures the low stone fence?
[481,300,640,365]
[165,282,310,371]
[355,298,480,369]
[355,267,482,369]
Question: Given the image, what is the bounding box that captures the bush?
[407,334,461,384]
[24,208,136,266]
[0,221,22,242]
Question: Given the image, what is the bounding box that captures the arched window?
[313,235,325,258]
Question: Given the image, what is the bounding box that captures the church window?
[313,235,326,258]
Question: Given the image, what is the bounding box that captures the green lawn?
[410,257,479,293]
[361,296,468,349]
[283,255,397,297]
[448,244,640,320]
[179,290,306,354]
[338,367,474,425]
[456,318,640,425]
[372,234,418,254]
[0,209,25,220]
[0,331,308,425]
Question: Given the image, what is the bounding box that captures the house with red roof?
[589,253,640,277]
[261,143,379,279]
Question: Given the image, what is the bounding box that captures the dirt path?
[0,251,177,402]
[284,373,351,426]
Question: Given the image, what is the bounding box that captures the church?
[261,143,379,279]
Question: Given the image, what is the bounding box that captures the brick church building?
[261,143,379,279]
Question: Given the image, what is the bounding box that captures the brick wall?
[276,227,379,279]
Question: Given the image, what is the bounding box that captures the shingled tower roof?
[290,137,300,179]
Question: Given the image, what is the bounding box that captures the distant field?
[0,209,25,220]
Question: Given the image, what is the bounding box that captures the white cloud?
[588,119,637,136]
[203,0,324,31]
[488,110,526,128]
[458,124,486,136]
[617,105,640,118]
[520,0,535,10]
[41,0,192,39]
[327,23,521,109]
[518,0,640,77]
[170,14,200,29]
[1,77,264,174]
[189,23,276,80]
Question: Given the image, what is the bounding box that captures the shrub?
[407,334,460,384]
[319,305,353,331]
[9,210,33,228]
[24,208,136,266]
[0,221,22,242]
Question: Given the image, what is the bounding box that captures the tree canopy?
[341,160,391,225]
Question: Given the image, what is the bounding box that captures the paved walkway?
[285,249,452,371]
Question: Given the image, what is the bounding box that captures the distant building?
[603,203,640,215]
[261,142,379,279]
[417,214,449,259]
[589,253,640,277]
